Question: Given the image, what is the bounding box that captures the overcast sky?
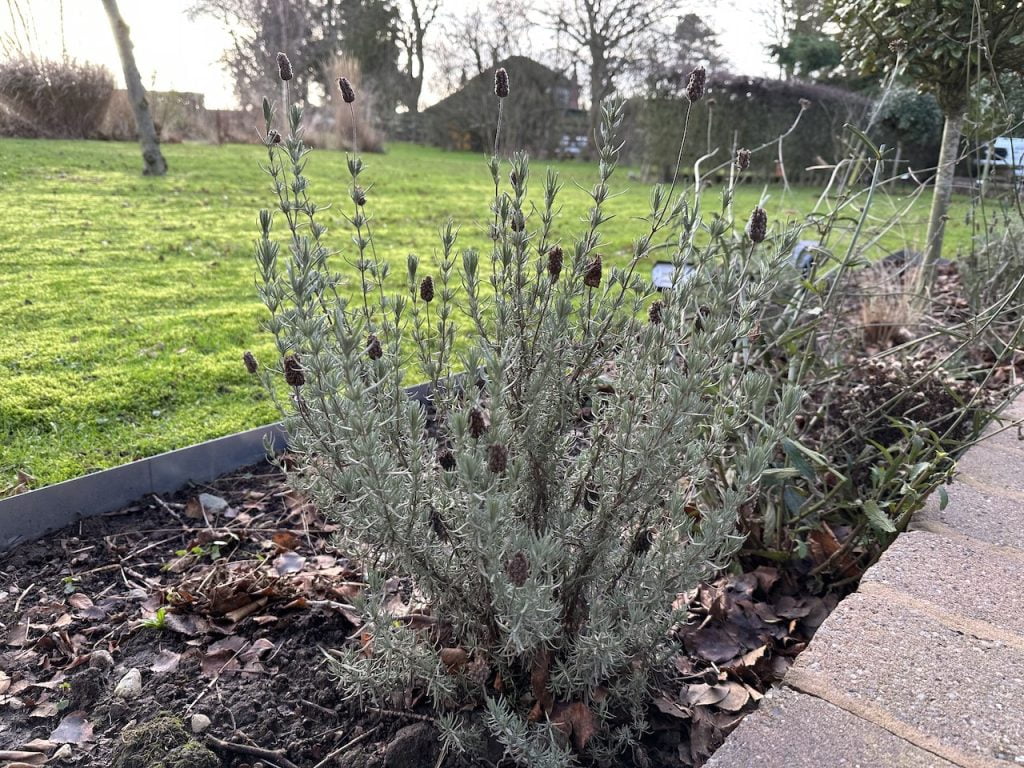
[2,0,778,109]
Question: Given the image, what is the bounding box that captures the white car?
[975,137,1024,177]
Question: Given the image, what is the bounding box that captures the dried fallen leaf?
[49,711,93,745]
[150,649,181,674]
[8,618,30,647]
[29,701,59,719]
[273,551,306,575]
[272,531,300,551]
[683,683,730,708]
[163,612,208,636]
[715,682,751,712]
[653,695,689,719]
[68,593,106,621]
[440,647,469,674]
[552,701,598,752]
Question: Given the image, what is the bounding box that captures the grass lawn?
[0,137,979,487]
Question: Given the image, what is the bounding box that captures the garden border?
[0,382,436,553]
[705,399,1024,768]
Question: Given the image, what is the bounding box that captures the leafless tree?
[548,0,681,141]
[396,0,440,112]
[433,0,536,94]
[101,0,167,175]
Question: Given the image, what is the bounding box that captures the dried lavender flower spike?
[487,442,508,474]
[685,65,706,103]
[583,254,602,288]
[243,350,258,374]
[494,67,509,98]
[505,551,530,586]
[419,276,434,302]
[338,76,355,104]
[468,407,487,439]
[276,52,293,82]
[283,353,304,386]
[547,246,563,282]
[648,300,663,325]
[366,334,382,360]
[735,148,751,171]
[747,206,768,243]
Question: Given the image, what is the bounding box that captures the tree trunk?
[587,53,606,158]
[923,110,964,271]
[101,0,166,176]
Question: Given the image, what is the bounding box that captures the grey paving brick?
[864,530,1024,636]
[789,591,1024,765]
[955,439,1024,495]
[918,479,1024,551]
[705,686,957,768]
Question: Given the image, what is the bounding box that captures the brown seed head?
[283,353,304,387]
[547,246,563,282]
[889,38,908,55]
[419,275,434,302]
[583,254,602,288]
[466,656,490,685]
[799,97,811,111]
[468,407,487,439]
[648,300,663,325]
[494,67,509,98]
[487,443,508,474]
[735,148,751,171]
[338,76,355,103]
[630,527,654,556]
[505,551,530,586]
[685,65,706,103]
[429,505,449,541]
[436,447,456,471]
[267,129,282,144]
[366,334,382,360]
[746,206,768,243]
[276,52,293,82]
[243,350,259,374]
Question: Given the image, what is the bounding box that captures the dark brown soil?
[0,463,462,767]
[0,460,845,767]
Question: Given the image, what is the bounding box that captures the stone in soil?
[384,723,440,768]
[113,668,143,699]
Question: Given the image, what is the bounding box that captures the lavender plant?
[252,65,799,766]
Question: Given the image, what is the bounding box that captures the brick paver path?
[706,400,1024,768]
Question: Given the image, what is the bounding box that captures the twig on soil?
[311,726,380,768]
[13,581,35,613]
[187,640,251,713]
[152,495,187,525]
[368,706,436,723]
[301,698,337,717]
[205,734,301,768]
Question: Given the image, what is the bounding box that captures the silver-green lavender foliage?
[252,96,800,766]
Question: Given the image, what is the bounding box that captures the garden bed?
[1,459,850,768]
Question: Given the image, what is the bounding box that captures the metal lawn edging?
[0,423,287,553]
[0,382,439,554]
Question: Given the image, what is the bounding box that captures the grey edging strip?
[0,423,286,553]
[0,382,438,554]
